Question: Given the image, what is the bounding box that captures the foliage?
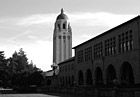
[28,71,44,86]
[0,48,44,89]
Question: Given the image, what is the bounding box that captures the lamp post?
[113,79,119,97]
[51,63,58,76]
[113,79,118,89]
[51,63,58,87]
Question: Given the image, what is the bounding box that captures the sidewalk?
[46,92,93,97]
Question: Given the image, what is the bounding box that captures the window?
[68,64,70,71]
[63,36,66,39]
[85,46,92,61]
[59,36,61,39]
[58,24,60,29]
[65,65,67,72]
[63,66,64,72]
[63,23,66,29]
[105,37,116,56]
[60,67,62,72]
[77,50,84,63]
[67,36,70,40]
[71,64,74,70]
[94,42,103,58]
[118,30,133,53]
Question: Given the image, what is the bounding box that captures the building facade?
[44,10,140,96]
[73,16,140,87]
[45,8,140,91]
[57,16,140,89]
[58,57,75,87]
[53,9,72,64]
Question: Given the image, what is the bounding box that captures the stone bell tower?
[53,9,72,64]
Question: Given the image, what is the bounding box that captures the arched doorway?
[46,79,52,86]
[85,69,93,85]
[106,65,116,85]
[95,67,103,85]
[78,70,84,85]
[120,62,134,85]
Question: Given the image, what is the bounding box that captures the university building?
[73,16,140,86]
[44,9,140,96]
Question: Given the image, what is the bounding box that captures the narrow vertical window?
[58,24,60,30]
[130,40,133,50]
[59,36,61,39]
[63,23,66,29]
[68,36,70,39]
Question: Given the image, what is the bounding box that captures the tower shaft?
[53,9,72,64]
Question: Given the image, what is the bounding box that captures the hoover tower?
[53,9,72,64]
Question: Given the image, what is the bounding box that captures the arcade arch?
[85,69,93,85]
[78,70,84,85]
[106,65,116,85]
[95,67,103,85]
[46,79,52,86]
[120,62,134,85]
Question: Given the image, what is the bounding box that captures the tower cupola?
[56,8,68,20]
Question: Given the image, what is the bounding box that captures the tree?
[0,48,43,89]
[0,51,9,87]
[7,48,42,88]
[28,71,44,87]
[0,51,7,69]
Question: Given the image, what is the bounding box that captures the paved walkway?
[0,93,84,97]
[0,94,48,97]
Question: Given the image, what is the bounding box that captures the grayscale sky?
[0,0,140,71]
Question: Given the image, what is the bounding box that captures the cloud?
[2,40,53,71]
[7,30,33,45]
[27,35,38,40]
[10,30,30,40]
[68,12,136,28]
[17,14,57,26]
[17,12,136,29]
[0,11,137,71]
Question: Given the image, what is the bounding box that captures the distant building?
[58,57,75,87]
[43,70,53,85]
[44,9,72,89]
[45,9,140,95]
[73,16,140,86]
[59,15,140,87]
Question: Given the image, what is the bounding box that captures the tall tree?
[0,51,7,69]
[9,48,42,88]
[0,51,9,87]
[12,48,28,72]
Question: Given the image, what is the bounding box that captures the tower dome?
[53,9,72,64]
[56,8,68,20]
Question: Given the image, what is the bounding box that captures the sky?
[0,0,140,71]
